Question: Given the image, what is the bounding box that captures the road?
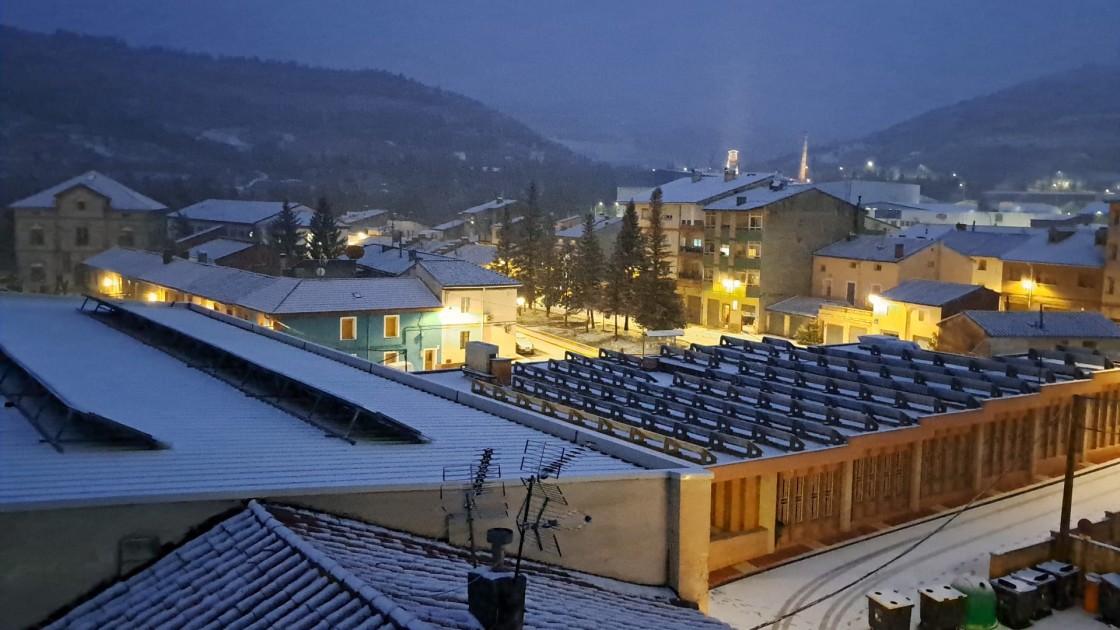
[512,325,597,362]
[709,461,1120,630]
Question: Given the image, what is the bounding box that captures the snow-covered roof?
[766,296,846,318]
[50,502,730,630]
[878,280,995,307]
[555,216,623,239]
[9,170,168,211]
[338,209,389,225]
[703,184,821,211]
[354,245,450,277]
[815,235,936,262]
[431,219,465,231]
[633,173,775,205]
[274,278,442,313]
[0,296,643,510]
[175,199,313,226]
[951,310,1120,339]
[187,238,255,261]
[460,197,517,215]
[83,248,442,314]
[999,227,1104,268]
[446,244,497,266]
[417,260,519,288]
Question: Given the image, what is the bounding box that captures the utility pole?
[1057,395,1087,561]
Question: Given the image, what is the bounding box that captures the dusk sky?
[3,0,1118,164]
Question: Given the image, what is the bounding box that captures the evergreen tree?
[490,205,518,278]
[268,200,308,261]
[513,182,546,306]
[307,197,345,260]
[539,240,568,318]
[604,200,644,334]
[795,320,824,345]
[570,212,604,331]
[635,187,686,331]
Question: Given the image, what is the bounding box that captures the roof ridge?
[246,501,435,630]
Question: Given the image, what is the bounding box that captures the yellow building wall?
[1001,262,1103,311]
[874,301,943,346]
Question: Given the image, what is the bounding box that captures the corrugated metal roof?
[51,502,731,630]
[176,199,313,226]
[0,296,641,510]
[83,248,441,314]
[10,171,168,211]
[187,239,254,261]
[417,260,519,288]
[879,280,993,307]
[815,235,936,262]
[958,310,1120,339]
[634,173,775,204]
[766,296,846,318]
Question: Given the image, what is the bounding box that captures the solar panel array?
[508,335,1093,464]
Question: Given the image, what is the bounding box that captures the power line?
[743,410,1099,630]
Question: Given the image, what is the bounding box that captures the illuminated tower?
[798,133,810,183]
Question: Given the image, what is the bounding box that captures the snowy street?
[710,461,1120,630]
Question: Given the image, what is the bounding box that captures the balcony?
[733,257,761,270]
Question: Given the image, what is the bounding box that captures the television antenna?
[514,440,593,575]
[441,448,507,566]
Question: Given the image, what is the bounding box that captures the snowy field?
[710,462,1120,629]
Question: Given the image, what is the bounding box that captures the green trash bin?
[951,575,999,630]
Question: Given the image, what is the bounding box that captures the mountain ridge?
[0,26,616,218]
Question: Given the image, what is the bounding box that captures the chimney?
[736,196,747,206]
[894,243,905,259]
[468,528,526,630]
[846,232,855,242]
[955,223,966,231]
[162,249,174,264]
[197,250,209,264]
[408,249,418,260]
[724,168,737,182]
[691,169,703,183]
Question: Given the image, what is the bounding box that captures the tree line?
[493,183,685,333]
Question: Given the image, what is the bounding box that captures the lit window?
[340,316,357,341]
[459,330,471,349]
[384,351,400,365]
[719,244,730,257]
[747,242,761,258]
[384,315,400,338]
[746,271,760,286]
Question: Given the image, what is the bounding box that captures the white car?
[515,333,534,355]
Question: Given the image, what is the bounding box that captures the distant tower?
[724,149,740,182]
[798,133,810,183]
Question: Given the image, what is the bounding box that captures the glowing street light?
[866,160,875,170]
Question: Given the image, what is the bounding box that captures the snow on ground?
[710,461,1120,630]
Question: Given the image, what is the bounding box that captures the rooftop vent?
[691,169,703,183]
[351,292,362,299]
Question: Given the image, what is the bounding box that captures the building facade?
[9,171,169,293]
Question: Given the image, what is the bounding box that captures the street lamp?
[1021,278,1035,309]
[516,296,526,316]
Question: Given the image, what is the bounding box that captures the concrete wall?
[0,470,699,629]
[1001,262,1103,311]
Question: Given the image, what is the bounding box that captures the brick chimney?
[197,250,209,264]
[467,528,526,630]
[894,243,905,259]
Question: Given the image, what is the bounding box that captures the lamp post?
[516,296,526,317]
[1057,395,1089,561]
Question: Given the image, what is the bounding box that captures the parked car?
[515,333,534,355]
